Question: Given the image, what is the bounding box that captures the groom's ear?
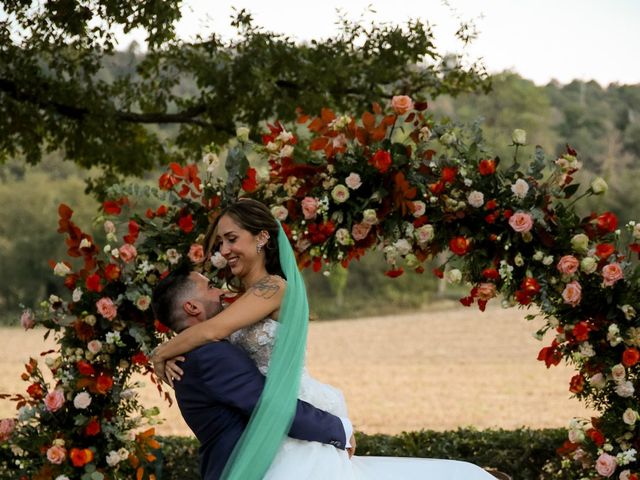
[182,300,202,317]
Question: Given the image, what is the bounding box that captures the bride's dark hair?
[204,198,285,290]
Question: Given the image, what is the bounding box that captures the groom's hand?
[347,433,356,458]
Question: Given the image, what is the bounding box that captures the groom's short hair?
[151,266,195,332]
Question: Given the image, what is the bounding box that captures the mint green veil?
[221,221,308,479]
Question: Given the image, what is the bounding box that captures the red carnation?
[85,273,103,293]
[595,243,615,259]
[85,418,101,436]
[478,159,496,175]
[596,212,618,233]
[569,374,584,394]
[449,236,470,256]
[622,347,640,367]
[178,214,194,233]
[369,150,392,173]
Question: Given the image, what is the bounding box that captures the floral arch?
[1,96,639,479]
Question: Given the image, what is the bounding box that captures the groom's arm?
[195,342,347,449]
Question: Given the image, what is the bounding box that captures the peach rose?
[96,297,117,320]
[557,255,580,275]
[345,173,362,190]
[47,445,67,464]
[301,197,319,220]
[391,95,414,115]
[0,418,16,442]
[595,452,617,477]
[508,211,534,233]
[44,389,65,412]
[119,244,137,263]
[351,222,372,241]
[188,244,205,264]
[562,281,582,307]
[476,283,497,301]
[602,263,624,286]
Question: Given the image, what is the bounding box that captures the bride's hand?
[164,356,185,387]
[347,433,356,458]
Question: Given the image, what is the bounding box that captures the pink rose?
[345,173,362,190]
[557,255,580,275]
[44,389,65,412]
[47,445,67,464]
[21,309,35,330]
[508,211,534,233]
[0,418,16,442]
[96,297,117,320]
[301,197,319,220]
[602,263,624,286]
[188,244,205,264]
[391,95,414,115]
[595,452,617,477]
[476,283,497,301]
[562,281,582,307]
[119,244,137,263]
[351,222,372,242]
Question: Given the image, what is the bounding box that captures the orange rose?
[391,95,414,115]
[95,373,114,395]
[70,447,94,467]
[562,281,582,307]
[449,237,470,256]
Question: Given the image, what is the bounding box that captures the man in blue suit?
[151,269,351,480]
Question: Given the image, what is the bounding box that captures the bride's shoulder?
[248,274,286,300]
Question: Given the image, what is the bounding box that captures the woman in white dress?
[151,199,495,480]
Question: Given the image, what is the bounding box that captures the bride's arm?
[152,276,286,363]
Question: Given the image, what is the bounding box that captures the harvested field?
[0,305,593,436]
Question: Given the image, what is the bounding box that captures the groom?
[151,268,352,480]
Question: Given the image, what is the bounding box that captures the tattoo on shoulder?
[250,275,281,299]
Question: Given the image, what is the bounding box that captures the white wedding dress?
[229,319,495,480]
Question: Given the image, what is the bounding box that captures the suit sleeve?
[195,342,347,449]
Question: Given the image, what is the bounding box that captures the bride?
[150,198,495,479]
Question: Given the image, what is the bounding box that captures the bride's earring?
[257,242,264,253]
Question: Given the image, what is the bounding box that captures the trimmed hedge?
[156,428,568,479]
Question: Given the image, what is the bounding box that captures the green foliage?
[0,4,489,190]
[134,429,568,480]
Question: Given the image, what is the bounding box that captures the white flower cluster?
[106,447,129,467]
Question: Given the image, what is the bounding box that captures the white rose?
[570,233,590,253]
[445,269,462,284]
[578,342,595,357]
[335,228,352,246]
[590,177,608,194]
[467,191,484,208]
[580,257,598,274]
[532,250,544,261]
[511,129,527,145]
[106,451,121,467]
[412,201,426,217]
[623,408,638,425]
[511,179,529,199]
[104,220,116,234]
[210,252,228,269]
[589,373,606,389]
[345,173,362,190]
[616,380,635,398]
[73,392,92,409]
[608,324,622,346]
[383,246,399,265]
[542,255,554,266]
[620,470,632,480]
[202,152,219,172]
[619,304,636,320]
[439,131,456,146]
[53,262,71,277]
[280,145,294,158]
[419,126,432,142]
[415,224,435,245]
[87,340,102,354]
[634,223,640,240]
[362,209,378,225]
[331,185,350,204]
[393,239,412,256]
[270,205,289,221]
[166,248,182,265]
[514,253,524,266]
[117,448,129,460]
[72,288,83,302]
[136,295,151,311]
[236,126,250,142]
[568,428,585,443]
[611,364,626,383]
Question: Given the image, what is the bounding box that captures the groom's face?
[188,272,224,320]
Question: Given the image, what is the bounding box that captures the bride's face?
[215,214,263,278]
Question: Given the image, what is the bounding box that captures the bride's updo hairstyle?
[205,198,284,289]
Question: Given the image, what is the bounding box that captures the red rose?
[595,243,615,259]
[521,277,541,295]
[104,264,121,281]
[27,383,44,399]
[123,220,140,244]
[441,166,457,183]
[478,159,496,175]
[571,321,590,342]
[596,212,618,233]
[85,273,102,293]
[485,199,498,210]
[432,268,444,279]
[622,347,640,367]
[384,268,404,278]
[102,200,122,215]
[95,373,114,395]
[131,351,148,365]
[369,150,392,173]
[70,448,94,467]
[76,360,95,377]
[242,167,258,192]
[85,418,100,436]
[482,268,500,280]
[449,236,470,256]
[569,374,584,394]
[587,428,605,447]
[178,214,194,233]
[156,205,168,217]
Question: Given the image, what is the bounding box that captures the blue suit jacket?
[173,340,346,480]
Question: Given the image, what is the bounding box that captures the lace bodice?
[228,317,280,375]
[228,317,348,417]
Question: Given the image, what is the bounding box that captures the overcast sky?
[118,0,640,87]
